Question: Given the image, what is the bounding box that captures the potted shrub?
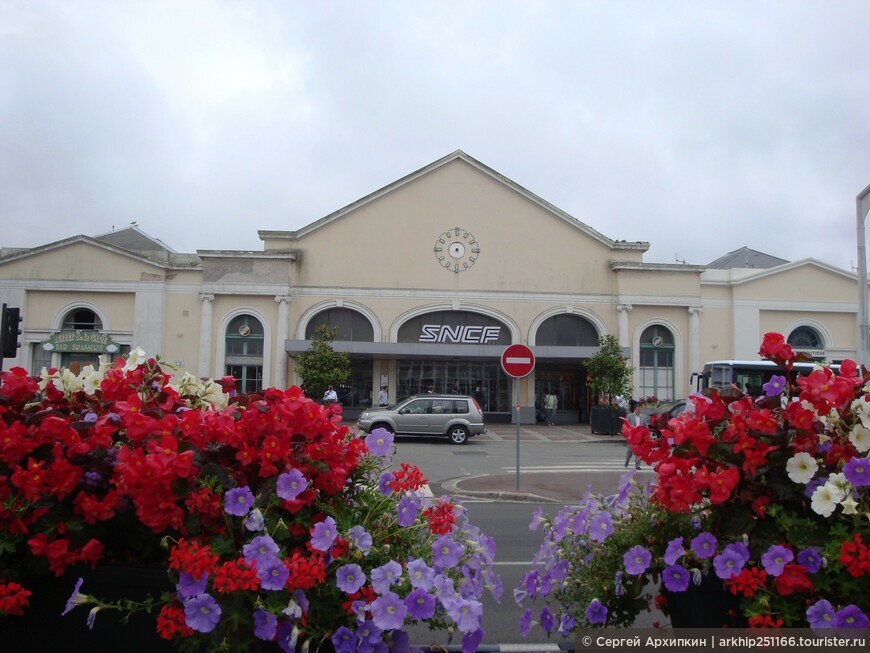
[586,335,632,435]
[0,353,501,652]
[517,332,868,636]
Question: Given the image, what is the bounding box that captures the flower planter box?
[6,565,175,653]
[589,406,626,435]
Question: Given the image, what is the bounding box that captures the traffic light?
[1,304,22,358]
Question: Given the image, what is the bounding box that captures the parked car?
[356,394,486,444]
[645,399,687,437]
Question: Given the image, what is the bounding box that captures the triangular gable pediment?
[261,150,649,255]
[0,235,199,271]
[702,258,855,286]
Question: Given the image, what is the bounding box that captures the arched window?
[788,326,823,350]
[62,308,102,331]
[535,314,599,346]
[305,308,374,409]
[305,308,374,342]
[638,325,675,401]
[225,314,264,393]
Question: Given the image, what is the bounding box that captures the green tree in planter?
[295,325,350,402]
[586,334,632,407]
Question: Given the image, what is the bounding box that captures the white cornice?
[701,258,856,286]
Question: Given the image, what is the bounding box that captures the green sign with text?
[40,331,121,354]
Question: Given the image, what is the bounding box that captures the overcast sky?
[2,1,869,270]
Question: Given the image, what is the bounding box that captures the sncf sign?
[419,324,502,344]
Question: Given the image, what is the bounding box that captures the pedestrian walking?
[625,400,643,469]
[543,390,558,425]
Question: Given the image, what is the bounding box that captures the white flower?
[848,423,870,453]
[79,365,102,396]
[786,452,818,484]
[59,369,83,394]
[200,380,229,410]
[123,347,147,371]
[841,495,859,515]
[854,394,870,429]
[810,484,841,517]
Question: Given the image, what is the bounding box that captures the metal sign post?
[501,344,535,492]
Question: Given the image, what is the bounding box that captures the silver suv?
[357,394,486,444]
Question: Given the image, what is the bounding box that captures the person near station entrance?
[624,400,644,469]
[543,390,558,426]
[377,385,389,407]
[472,385,486,410]
[323,384,338,404]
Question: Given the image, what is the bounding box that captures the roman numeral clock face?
[433,227,480,273]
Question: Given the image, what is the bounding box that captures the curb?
[440,475,563,504]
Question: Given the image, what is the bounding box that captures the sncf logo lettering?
[419,325,501,344]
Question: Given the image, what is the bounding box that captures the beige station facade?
[0,151,862,422]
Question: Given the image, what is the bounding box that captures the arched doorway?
[638,325,675,401]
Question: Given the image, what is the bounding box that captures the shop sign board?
[40,331,122,354]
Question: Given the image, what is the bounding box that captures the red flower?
[748,614,784,628]
[156,602,194,640]
[759,332,794,364]
[773,564,813,596]
[388,463,427,493]
[726,567,768,597]
[838,534,870,578]
[421,498,457,534]
[213,559,260,594]
[0,581,32,616]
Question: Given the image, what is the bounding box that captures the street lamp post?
[858,183,870,367]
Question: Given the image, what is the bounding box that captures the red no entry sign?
[501,343,535,378]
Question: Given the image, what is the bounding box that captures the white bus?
[694,359,838,394]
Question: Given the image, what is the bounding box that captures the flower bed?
[0,353,501,651]
[517,333,868,634]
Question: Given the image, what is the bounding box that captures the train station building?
[0,150,861,421]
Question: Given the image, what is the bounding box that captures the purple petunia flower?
[370,560,403,594]
[370,590,407,630]
[252,608,277,640]
[762,375,787,397]
[585,598,608,625]
[276,620,299,653]
[843,456,869,487]
[224,486,255,517]
[365,427,394,458]
[183,593,221,633]
[62,577,87,616]
[462,628,484,653]
[664,537,685,566]
[347,525,373,553]
[378,471,395,495]
[662,565,691,592]
[761,544,794,577]
[519,608,533,636]
[835,605,870,628]
[713,546,747,580]
[257,558,290,591]
[558,612,575,635]
[797,547,822,574]
[276,469,308,501]
[623,545,652,575]
[806,599,836,628]
[690,532,717,559]
[310,516,338,552]
[432,534,463,569]
[177,571,208,599]
[405,587,437,620]
[242,534,280,566]
[539,606,556,632]
[336,563,366,594]
[529,507,544,531]
[331,626,356,653]
[407,558,435,590]
[445,596,483,633]
[589,512,614,542]
[396,494,419,527]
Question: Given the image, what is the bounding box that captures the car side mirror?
[399,408,409,415]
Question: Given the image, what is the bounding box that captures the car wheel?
[371,423,393,434]
[448,425,469,445]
